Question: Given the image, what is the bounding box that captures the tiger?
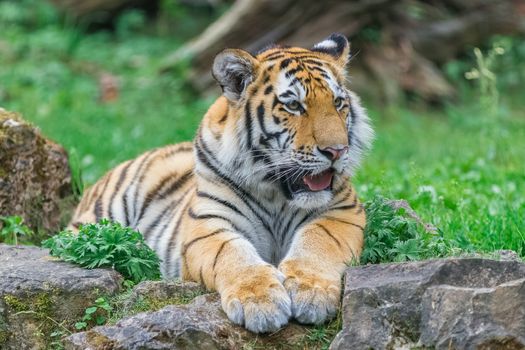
[69,33,373,333]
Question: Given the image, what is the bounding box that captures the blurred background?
[0,0,524,255]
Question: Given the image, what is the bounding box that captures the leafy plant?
[0,215,33,245]
[360,196,459,264]
[75,297,112,330]
[42,219,161,283]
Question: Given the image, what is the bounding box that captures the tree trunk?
[161,0,525,103]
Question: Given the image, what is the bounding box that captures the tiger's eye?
[286,100,301,111]
[334,97,344,109]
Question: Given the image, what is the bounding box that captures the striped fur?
[70,33,373,333]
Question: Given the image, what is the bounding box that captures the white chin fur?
[289,191,333,210]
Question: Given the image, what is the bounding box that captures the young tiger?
[70,33,373,333]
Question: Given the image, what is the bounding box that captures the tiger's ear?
[311,33,350,67]
[212,48,258,102]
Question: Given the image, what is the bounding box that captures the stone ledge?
[0,244,122,349]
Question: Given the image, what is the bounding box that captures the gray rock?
[0,109,75,241]
[330,258,525,350]
[124,280,207,311]
[0,244,122,349]
[65,293,311,350]
[420,279,525,350]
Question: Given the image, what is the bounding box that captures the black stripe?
[331,204,357,211]
[137,170,193,226]
[188,207,241,231]
[131,146,191,221]
[199,267,204,285]
[194,136,276,240]
[108,161,132,221]
[142,198,179,240]
[301,59,325,66]
[212,237,240,270]
[279,91,295,99]
[122,151,155,226]
[159,171,192,199]
[288,77,300,87]
[293,209,318,232]
[286,67,303,77]
[316,223,341,248]
[182,228,228,258]
[94,172,112,222]
[264,53,285,61]
[333,189,354,207]
[264,85,273,95]
[244,101,253,150]
[136,171,177,222]
[322,215,364,231]
[280,58,292,69]
[197,191,246,218]
[163,196,193,273]
[149,187,193,247]
[218,114,228,124]
[195,138,271,218]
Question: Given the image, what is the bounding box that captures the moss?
[0,314,9,344]
[84,330,117,348]
[3,292,53,316]
[2,290,68,347]
[142,288,205,309]
[107,284,207,325]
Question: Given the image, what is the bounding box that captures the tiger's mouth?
[281,168,335,197]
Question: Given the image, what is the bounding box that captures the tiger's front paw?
[279,260,341,325]
[219,265,291,333]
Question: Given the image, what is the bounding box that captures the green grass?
[0,0,214,183]
[356,103,525,256]
[0,0,523,258]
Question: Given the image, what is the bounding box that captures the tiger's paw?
[279,260,341,325]
[219,265,291,333]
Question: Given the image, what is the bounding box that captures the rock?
[0,109,75,241]
[123,280,207,312]
[330,258,525,350]
[420,279,525,349]
[0,244,122,349]
[65,292,311,350]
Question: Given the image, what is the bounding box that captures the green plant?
[75,297,112,330]
[0,215,33,245]
[360,196,459,264]
[42,219,161,283]
[464,41,506,115]
[68,148,84,199]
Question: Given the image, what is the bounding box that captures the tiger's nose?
[318,146,348,161]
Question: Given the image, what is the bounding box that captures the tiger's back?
[70,142,195,276]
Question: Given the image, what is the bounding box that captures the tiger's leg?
[181,218,291,333]
[278,190,365,324]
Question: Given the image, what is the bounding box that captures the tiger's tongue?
[303,171,333,191]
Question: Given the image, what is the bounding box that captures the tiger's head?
[209,33,373,210]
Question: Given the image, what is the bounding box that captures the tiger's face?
[212,34,373,209]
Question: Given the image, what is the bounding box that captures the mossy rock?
[0,108,76,243]
[0,244,122,349]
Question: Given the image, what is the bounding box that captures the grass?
[356,103,525,256]
[0,0,523,262]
